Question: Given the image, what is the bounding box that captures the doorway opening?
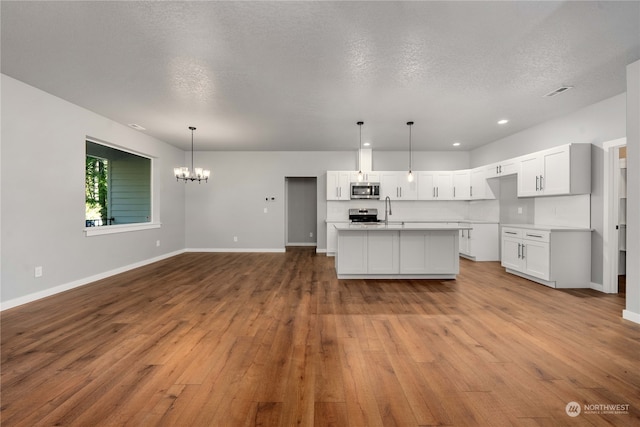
[603,138,627,294]
[285,177,317,248]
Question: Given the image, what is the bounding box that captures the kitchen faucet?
[384,196,392,225]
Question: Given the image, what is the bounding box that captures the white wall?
[625,60,640,322]
[470,93,628,286]
[470,93,626,166]
[1,75,186,306]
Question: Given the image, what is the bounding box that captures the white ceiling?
[2,1,639,152]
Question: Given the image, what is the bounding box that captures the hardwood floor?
[2,249,639,426]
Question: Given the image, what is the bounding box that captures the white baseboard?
[316,248,327,254]
[590,282,605,292]
[1,249,185,311]
[185,248,286,253]
[623,309,640,325]
[286,243,317,247]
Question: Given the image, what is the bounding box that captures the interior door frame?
[284,176,318,247]
[603,137,626,294]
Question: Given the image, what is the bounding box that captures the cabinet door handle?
[468,229,471,239]
[540,175,544,190]
[536,176,539,191]
[470,186,473,197]
[517,243,521,258]
[437,187,439,197]
[400,187,402,198]
[522,245,526,259]
[433,187,436,198]
[454,187,456,198]
[499,165,502,174]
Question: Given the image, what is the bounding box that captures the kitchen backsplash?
[327,200,471,222]
[534,194,591,228]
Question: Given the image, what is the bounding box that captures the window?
[85,140,156,235]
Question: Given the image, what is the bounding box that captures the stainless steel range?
[348,208,379,223]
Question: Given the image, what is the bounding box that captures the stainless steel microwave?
[350,182,380,199]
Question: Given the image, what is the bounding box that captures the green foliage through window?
[86,156,108,223]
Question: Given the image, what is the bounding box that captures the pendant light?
[357,121,364,182]
[174,126,210,183]
[407,121,414,182]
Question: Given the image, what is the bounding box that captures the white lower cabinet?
[367,232,400,274]
[336,231,369,274]
[459,222,499,261]
[501,226,591,288]
[400,230,459,274]
[336,230,399,274]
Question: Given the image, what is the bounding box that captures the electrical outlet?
[156,240,160,247]
[34,266,43,278]
[264,207,268,213]
[517,207,523,214]
[309,232,313,238]
[234,236,238,242]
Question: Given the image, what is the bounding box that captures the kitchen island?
[334,222,471,279]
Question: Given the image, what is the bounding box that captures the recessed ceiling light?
[128,123,146,131]
[497,119,509,125]
[452,142,461,147]
[363,142,371,147]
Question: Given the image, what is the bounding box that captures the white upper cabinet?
[470,167,495,200]
[326,171,351,200]
[380,171,417,200]
[349,172,379,183]
[517,144,591,197]
[486,159,518,178]
[327,143,591,201]
[417,171,453,200]
[452,170,471,200]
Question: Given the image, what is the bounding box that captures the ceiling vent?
[543,86,574,97]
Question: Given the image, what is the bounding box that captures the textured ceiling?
[2,1,639,151]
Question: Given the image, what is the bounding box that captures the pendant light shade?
[357,121,364,182]
[174,126,210,183]
[407,121,414,182]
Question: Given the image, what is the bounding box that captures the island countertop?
[334,222,472,231]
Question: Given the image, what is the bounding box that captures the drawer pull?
[505,231,517,235]
[526,233,544,238]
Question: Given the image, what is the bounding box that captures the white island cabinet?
[334,223,469,279]
[400,230,458,274]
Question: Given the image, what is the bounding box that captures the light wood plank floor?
[2,249,639,426]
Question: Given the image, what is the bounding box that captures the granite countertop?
[326,219,498,224]
[334,222,472,231]
[501,224,593,232]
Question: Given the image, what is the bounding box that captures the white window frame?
[84,137,160,237]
